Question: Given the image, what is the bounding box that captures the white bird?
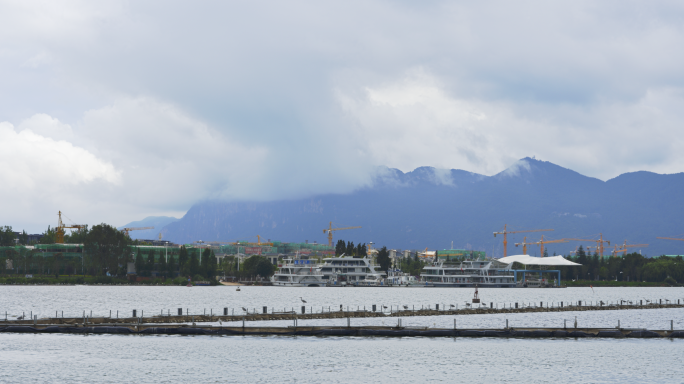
[450,304,455,308]
[383,305,388,309]
[16,315,24,320]
[300,297,307,303]
[403,305,408,310]
[242,307,248,313]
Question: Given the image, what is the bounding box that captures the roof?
[496,254,581,266]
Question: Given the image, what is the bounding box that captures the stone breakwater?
[3,302,683,326]
[1,324,683,339]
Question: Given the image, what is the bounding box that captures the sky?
[2,0,684,233]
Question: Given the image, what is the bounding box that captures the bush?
[664,276,677,286]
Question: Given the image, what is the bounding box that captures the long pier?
[1,324,683,339]
[3,301,684,326]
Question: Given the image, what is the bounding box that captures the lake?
[2,286,684,383]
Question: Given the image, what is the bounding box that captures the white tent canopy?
[496,255,581,267]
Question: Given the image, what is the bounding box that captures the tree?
[158,252,167,279]
[135,250,144,276]
[242,255,275,278]
[18,230,29,245]
[346,241,355,256]
[355,243,367,258]
[167,254,176,278]
[376,246,391,273]
[53,252,63,277]
[83,224,130,276]
[201,248,213,278]
[64,226,89,244]
[0,226,15,246]
[146,249,156,277]
[203,248,217,279]
[39,226,56,244]
[189,248,199,276]
[335,240,346,256]
[178,246,188,270]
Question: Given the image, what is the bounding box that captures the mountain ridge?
[152,158,684,257]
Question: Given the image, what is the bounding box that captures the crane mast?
[494,224,554,257]
[55,211,85,244]
[323,222,362,247]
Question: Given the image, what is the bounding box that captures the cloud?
[2,1,684,231]
[0,120,119,188]
[0,120,121,231]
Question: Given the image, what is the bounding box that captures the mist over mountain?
[118,216,179,240]
[156,158,684,257]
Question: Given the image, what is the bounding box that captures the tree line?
[0,223,220,281]
[558,246,683,284]
[334,240,368,257]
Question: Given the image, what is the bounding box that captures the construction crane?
[122,226,154,237]
[323,222,362,247]
[255,235,273,246]
[593,234,610,258]
[514,237,535,255]
[515,235,567,257]
[494,224,554,257]
[612,241,649,257]
[657,237,684,242]
[55,211,86,244]
[561,236,613,257]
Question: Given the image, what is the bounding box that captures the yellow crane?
[515,235,568,257]
[122,226,154,237]
[255,235,273,246]
[657,237,684,242]
[585,234,610,258]
[612,241,648,257]
[514,237,535,255]
[55,211,86,244]
[494,224,554,257]
[323,222,362,247]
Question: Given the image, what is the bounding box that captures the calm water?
[2,285,683,319]
[2,286,684,383]
[1,333,682,383]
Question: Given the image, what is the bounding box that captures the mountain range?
[122,158,684,257]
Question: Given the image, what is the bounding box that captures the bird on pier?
[16,315,24,320]
[403,305,408,310]
[383,305,388,309]
[450,304,455,309]
[242,307,248,313]
[300,297,307,303]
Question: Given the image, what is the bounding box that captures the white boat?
[385,269,422,286]
[320,256,387,286]
[420,259,517,287]
[270,258,325,287]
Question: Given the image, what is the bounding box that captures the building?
[435,249,487,261]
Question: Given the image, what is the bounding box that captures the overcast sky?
[2,1,684,232]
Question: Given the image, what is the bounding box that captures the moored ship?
[270,258,325,287]
[420,259,516,287]
[320,256,387,286]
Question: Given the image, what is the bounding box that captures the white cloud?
[0,120,119,189]
[2,1,684,231]
[336,70,684,180]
